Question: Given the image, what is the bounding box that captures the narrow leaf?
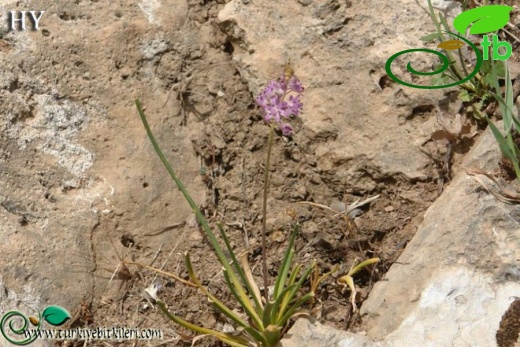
[277,264,314,322]
[277,292,314,327]
[347,258,380,277]
[239,252,263,310]
[184,252,250,329]
[221,269,264,331]
[218,223,263,312]
[157,301,250,347]
[486,116,517,164]
[273,225,299,299]
[135,100,231,271]
[269,284,298,324]
[420,32,441,42]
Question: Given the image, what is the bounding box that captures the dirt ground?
[23,0,515,347]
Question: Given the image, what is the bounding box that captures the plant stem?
[262,125,275,302]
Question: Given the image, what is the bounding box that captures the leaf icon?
[437,39,465,51]
[453,5,513,35]
[42,306,71,326]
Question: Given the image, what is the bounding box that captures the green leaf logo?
[0,311,39,345]
[42,306,71,326]
[453,5,513,35]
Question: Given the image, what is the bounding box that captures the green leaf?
[459,89,475,102]
[184,252,252,330]
[262,299,277,328]
[486,116,517,164]
[277,292,314,327]
[157,301,250,347]
[347,258,380,277]
[490,60,516,133]
[263,324,283,347]
[494,60,506,78]
[42,306,71,326]
[433,75,452,86]
[480,58,491,75]
[273,225,299,300]
[220,269,264,332]
[135,100,231,269]
[470,100,484,113]
[453,5,513,35]
[483,72,494,87]
[420,32,441,42]
[269,284,298,324]
[430,62,455,87]
[217,224,263,313]
[277,264,314,322]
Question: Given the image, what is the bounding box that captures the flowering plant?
[134,70,316,347]
[256,74,304,135]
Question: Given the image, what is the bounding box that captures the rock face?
[1,0,518,346]
[218,0,450,188]
[0,0,448,326]
[281,319,381,347]
[359,124,520,346]
[0,0,205,344]
[247,3,520,343]
[281,125,520,346]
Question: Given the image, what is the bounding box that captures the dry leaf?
[466,168,520,204]
[433,110,473,143]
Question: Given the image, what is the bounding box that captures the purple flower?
[256,73,304,135]
[267,80,285,96]
[264,104,282,123]
[286,95,303,116]
[288,76,304,93]
[280,123,293,135]
[256,94,269,108]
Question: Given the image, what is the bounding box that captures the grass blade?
[484,115,520,181]
[217,223,263,312]
[184,252,249,329]
[486,116,517,163]
[269,283,298,324]
[239,252,263,310]
[221,269,264,331]
[276,264,314,322]
[277,292,314,327]
[156,301,249,347]
[135,99,231,270]
[273,225,299,299]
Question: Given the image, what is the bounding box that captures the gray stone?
[280,319,382,347]
[359,124,520,345]
[282,126,520,347]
